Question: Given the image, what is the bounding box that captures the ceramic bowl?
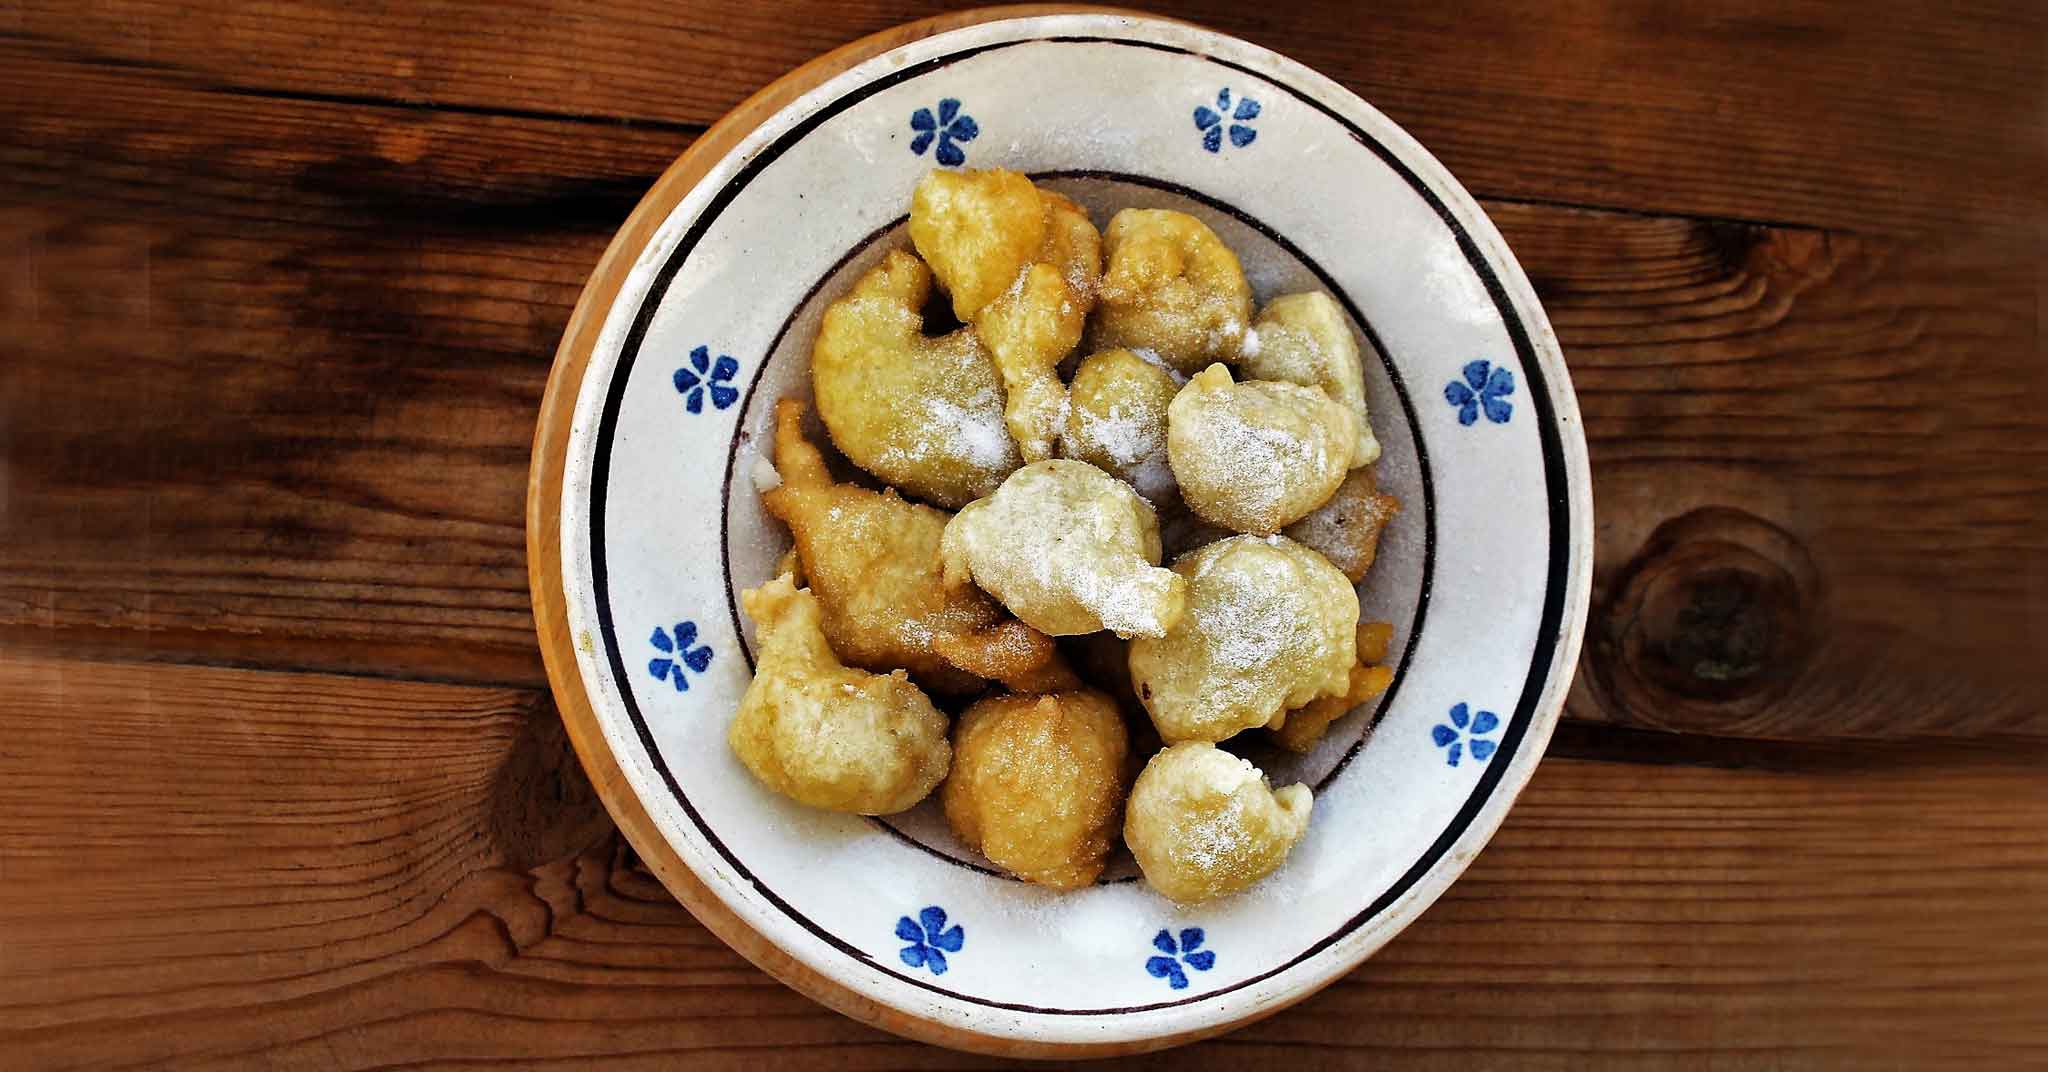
[533,9,1592,1057]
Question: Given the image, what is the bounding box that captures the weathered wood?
[10,0,2043,231]
[0,653,2041,1068]
[5,45,2039,738]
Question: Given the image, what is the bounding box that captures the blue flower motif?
[895,905,965,975]
[1445,359,1515,425]
[1193,87,1260,153]
[909,98,979,167]
[1144,927,1216,990]
[1431,702,1500,767]
[674,345,739,414]
[647,621,713,692]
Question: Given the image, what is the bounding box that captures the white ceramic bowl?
[544,11,1591,1055]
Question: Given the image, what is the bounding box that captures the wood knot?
[1592,507,1822,734]
[487,695,614,871]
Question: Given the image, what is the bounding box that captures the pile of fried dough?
[730,169,1400,904]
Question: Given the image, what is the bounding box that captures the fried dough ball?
[1281,467,1402,583]
[1062,349,1179,502]
[1240,292,1381,466]
[940,460,1187,639]
[761,399,1064,695]
[910,168,1046,321]
[1125,742,1312,903]
[1168,364,1358,534]
[729,574,951,814]
[922,181,1103,462]
[1128,535,1358,743]
[1090,209,1252,373]
[811,249,1021,508]
[1272,621,1396,753]
[942,690,1130,890]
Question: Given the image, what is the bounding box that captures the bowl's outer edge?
[526,4,1591,1058]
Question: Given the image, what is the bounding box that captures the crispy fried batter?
[1125,742,1311,903]
[940,460,1186,639]
[1062,348,1179,502]
[1241,292,1381,466]
[1128,534,1359,743]
[761,398,1063,695]
[1089,209,1252,372]
[728,574,951,815]
[916,176,1104,462]
[942,690,1129,890]
[1167,364,1358,534]
[1282,467,1401,582]
[810,250,1021,508]
[1270,620,1396,753]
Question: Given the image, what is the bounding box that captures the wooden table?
[4,2,2044,1066]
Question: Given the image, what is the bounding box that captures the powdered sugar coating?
[1238,291,1380,466]
[1128,534,1358,743]
[1062,349,1180,503]
[1124,741,1311,903]
[811,250,1022,508]
[1167,363,1358,534]
[939,460,1187,638]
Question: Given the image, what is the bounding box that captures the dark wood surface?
[3,2,2044,1066]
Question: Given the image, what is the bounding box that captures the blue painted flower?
[1445,359,1515,425]
[674,345,739,414]
[1145,927,1216,990]
[1193,88,1260,153]
[1432,702,1500,767]
[909,98,979,167]
[647,621,713,692]
[896,905,965,975]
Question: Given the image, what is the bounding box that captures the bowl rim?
[528,5,1593,1057]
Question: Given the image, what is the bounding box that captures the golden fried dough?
[942,690,1129,890]
[1125,742,1311,903]
[1062,349,1179,502]
[1240,292,1380,465]
[920,180,1104,462]
[1129,535,1358,742]
[811,249,1021,508]
[1271,621,1396,753]
[940,460,1187,638]
[1168,364,1358,534]
[1281,467,1401,583]
[909,168,1046,321]
[761,398,1064,695]
[1090,209,1252,372]
[729,574,950,814]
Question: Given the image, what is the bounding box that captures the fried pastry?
[728,574,951,814]
[1089,209,1252,372]
[1125,742,1311,903]
[761,398,1064,695]
[810,249,1021,508]
[1240,292,1381,465]
[1281,467,1401,583]
[1128,534,1358,743]
[942,690,1129,890]
[1167,364,1357,534]
[1062,348,1179,502]
[940,460,1187,638]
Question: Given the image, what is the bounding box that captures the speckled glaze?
[553,12,1591,1051]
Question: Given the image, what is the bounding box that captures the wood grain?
[1,651,2041,1068]
[10,0,2044,231]
[4,41,2040,737]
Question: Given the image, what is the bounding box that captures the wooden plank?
[9,0,2044,231]
[2,47,2042,737]
[0,652,2041,1067]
